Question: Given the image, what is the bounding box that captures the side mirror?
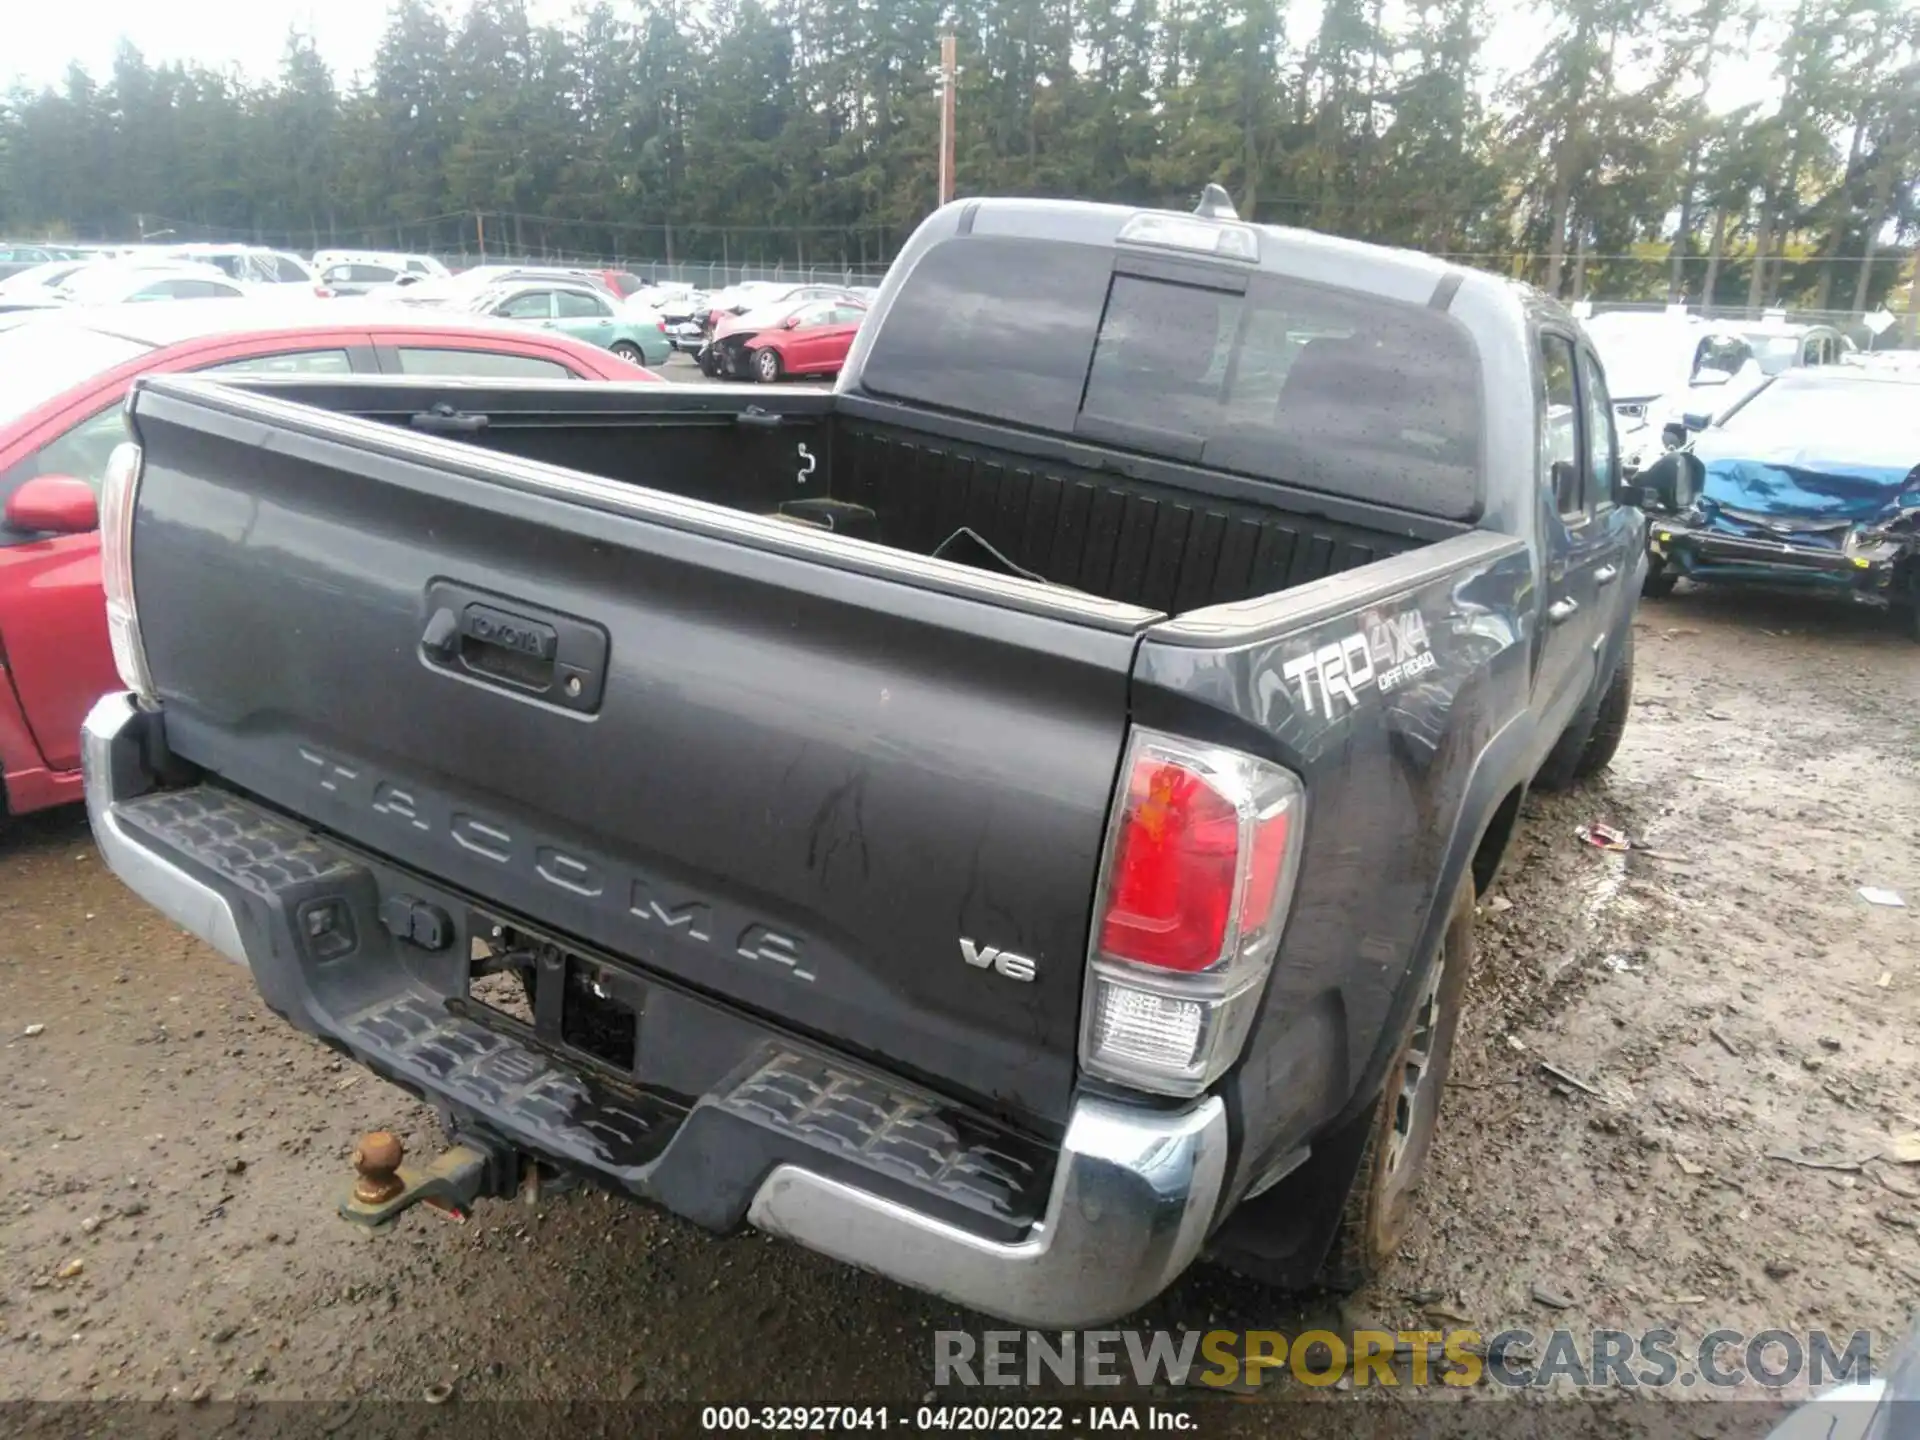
[784,316,801,329]
[5,474,98,535]
[1632,451,1700,515]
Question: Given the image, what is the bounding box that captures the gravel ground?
[2,578,1916,1432]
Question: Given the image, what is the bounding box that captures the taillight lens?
[1099,761,1241,972]
[99,440,154,701]
[1080,728,1303,1096]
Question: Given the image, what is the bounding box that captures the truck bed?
[212,376,1456,614]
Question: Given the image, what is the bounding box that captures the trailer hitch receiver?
[339,1130,519,1226]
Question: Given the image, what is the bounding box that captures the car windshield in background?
[1740,332,1803,375]
[56,266,185,303]
[462,285,514,313]
[864,236,1482,519]
[1586,317,1699,399]
[0,323,150,426]
[1716,375,1920,467]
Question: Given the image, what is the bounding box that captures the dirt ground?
[3,577,1916,1429]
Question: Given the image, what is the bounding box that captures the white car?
[631,285,711,347]
[51,261,249,307]
[0,257,249,311]
[0,259,93,309]
[1583,312,1766,473]
[313,249,449,280]
[157,245,326,295]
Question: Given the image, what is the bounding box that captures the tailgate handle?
[411,403,489,436]
[420,585,609,714]
[735,407,785,430]
[455,604,559,689]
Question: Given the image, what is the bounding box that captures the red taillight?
[1099,760,1241,973]
[314,285,335,298]
[1081,728,1305,1095]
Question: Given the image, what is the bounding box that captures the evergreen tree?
[0,0,1911,305]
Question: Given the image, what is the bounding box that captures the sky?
[7,0,390,90]
[6,0,1783,115]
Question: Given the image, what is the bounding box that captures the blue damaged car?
[1637,367,1920,635]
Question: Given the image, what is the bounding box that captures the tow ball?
[339,1129,532,1227]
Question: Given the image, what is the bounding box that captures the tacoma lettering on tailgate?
[296,744,814,984]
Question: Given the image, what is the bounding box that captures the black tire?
[1573,631,1633,779]
[1316,878,1473,1291]
[1897,570,1920,643]
[697,348,720,377]
[754,347,783,384]
[1642,565,1678,599]
[610,341,644,364]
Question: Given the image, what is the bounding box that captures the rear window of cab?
[862,235,1482,520]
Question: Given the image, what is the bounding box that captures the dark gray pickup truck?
[84,194,1644,1325]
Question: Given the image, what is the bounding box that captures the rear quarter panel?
[1130,531,1535,1196]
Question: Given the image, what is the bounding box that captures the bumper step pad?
[719,1052,1041,1231]
[115,785,357,897]
[108,782,1052,1236]
[349,991,682,1174]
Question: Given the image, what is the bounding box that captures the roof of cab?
[949,194,1571,332]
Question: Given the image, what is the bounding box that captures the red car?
[594,270,648,299]
[0,301,652,820]
[707,297,869,383]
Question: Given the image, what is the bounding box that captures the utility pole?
[475,211,486,263]
[937,33,957,208]
[1905,251,1920,348]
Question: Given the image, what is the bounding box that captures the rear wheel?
[1573,632,1633,779]
[610,340,644,364]
[1643,563,1678,598]
[754,347,783,384]
[1316,878,1473,1291]
[1896,568,1920,644]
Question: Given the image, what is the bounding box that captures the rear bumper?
[1651,521,1904,596]
[82,692,1227,1326]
